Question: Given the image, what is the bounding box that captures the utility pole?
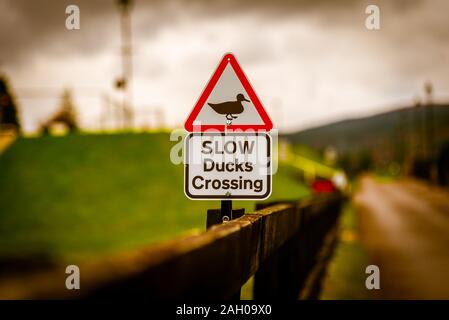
[424,82,434,160]
[397,107,407,167]
[412,97,422,160]
[115,0,134,129]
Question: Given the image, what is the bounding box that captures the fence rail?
[0,193,343,299]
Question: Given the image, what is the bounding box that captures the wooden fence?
[0,193,343,299]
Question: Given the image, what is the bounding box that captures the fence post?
[253,195,343,299]
[253,203,304,299]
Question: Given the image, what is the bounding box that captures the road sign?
[184,132,272,199]
[184,53,273,132]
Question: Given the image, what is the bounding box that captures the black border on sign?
[184,132,272,200]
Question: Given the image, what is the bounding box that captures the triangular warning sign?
[184,53,273,132]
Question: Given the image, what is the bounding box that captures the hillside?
[0,133,309,263]
[285,104,449,162]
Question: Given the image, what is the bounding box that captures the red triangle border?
[184,53,273,132]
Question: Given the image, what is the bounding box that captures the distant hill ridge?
[285,104,449,157]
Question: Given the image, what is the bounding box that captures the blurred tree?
[437,142,449,186]
[59,89,78,129]
[338,154,359,178]
[0,75,21,130]
[358,150,373,172]
[338,150,373,178]
[41,89,78,135]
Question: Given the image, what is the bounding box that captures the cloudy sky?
[1,0,449,133]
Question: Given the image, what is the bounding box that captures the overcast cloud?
[1,0,448,132]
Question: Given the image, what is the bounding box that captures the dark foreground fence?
[0,194,343,299]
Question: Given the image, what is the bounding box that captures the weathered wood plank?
[0,194,343,299]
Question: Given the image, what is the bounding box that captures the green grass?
[319,203,372,300]
[0,133,309,263]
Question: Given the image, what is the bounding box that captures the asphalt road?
[354,176,449,299]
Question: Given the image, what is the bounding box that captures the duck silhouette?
[208,93,250,124]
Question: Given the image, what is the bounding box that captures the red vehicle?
[311,178,337,193]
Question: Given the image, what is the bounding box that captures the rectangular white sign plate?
[184,132,272,200]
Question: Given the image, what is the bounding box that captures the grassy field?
[0,133,309,263]
[319,203,371,299]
